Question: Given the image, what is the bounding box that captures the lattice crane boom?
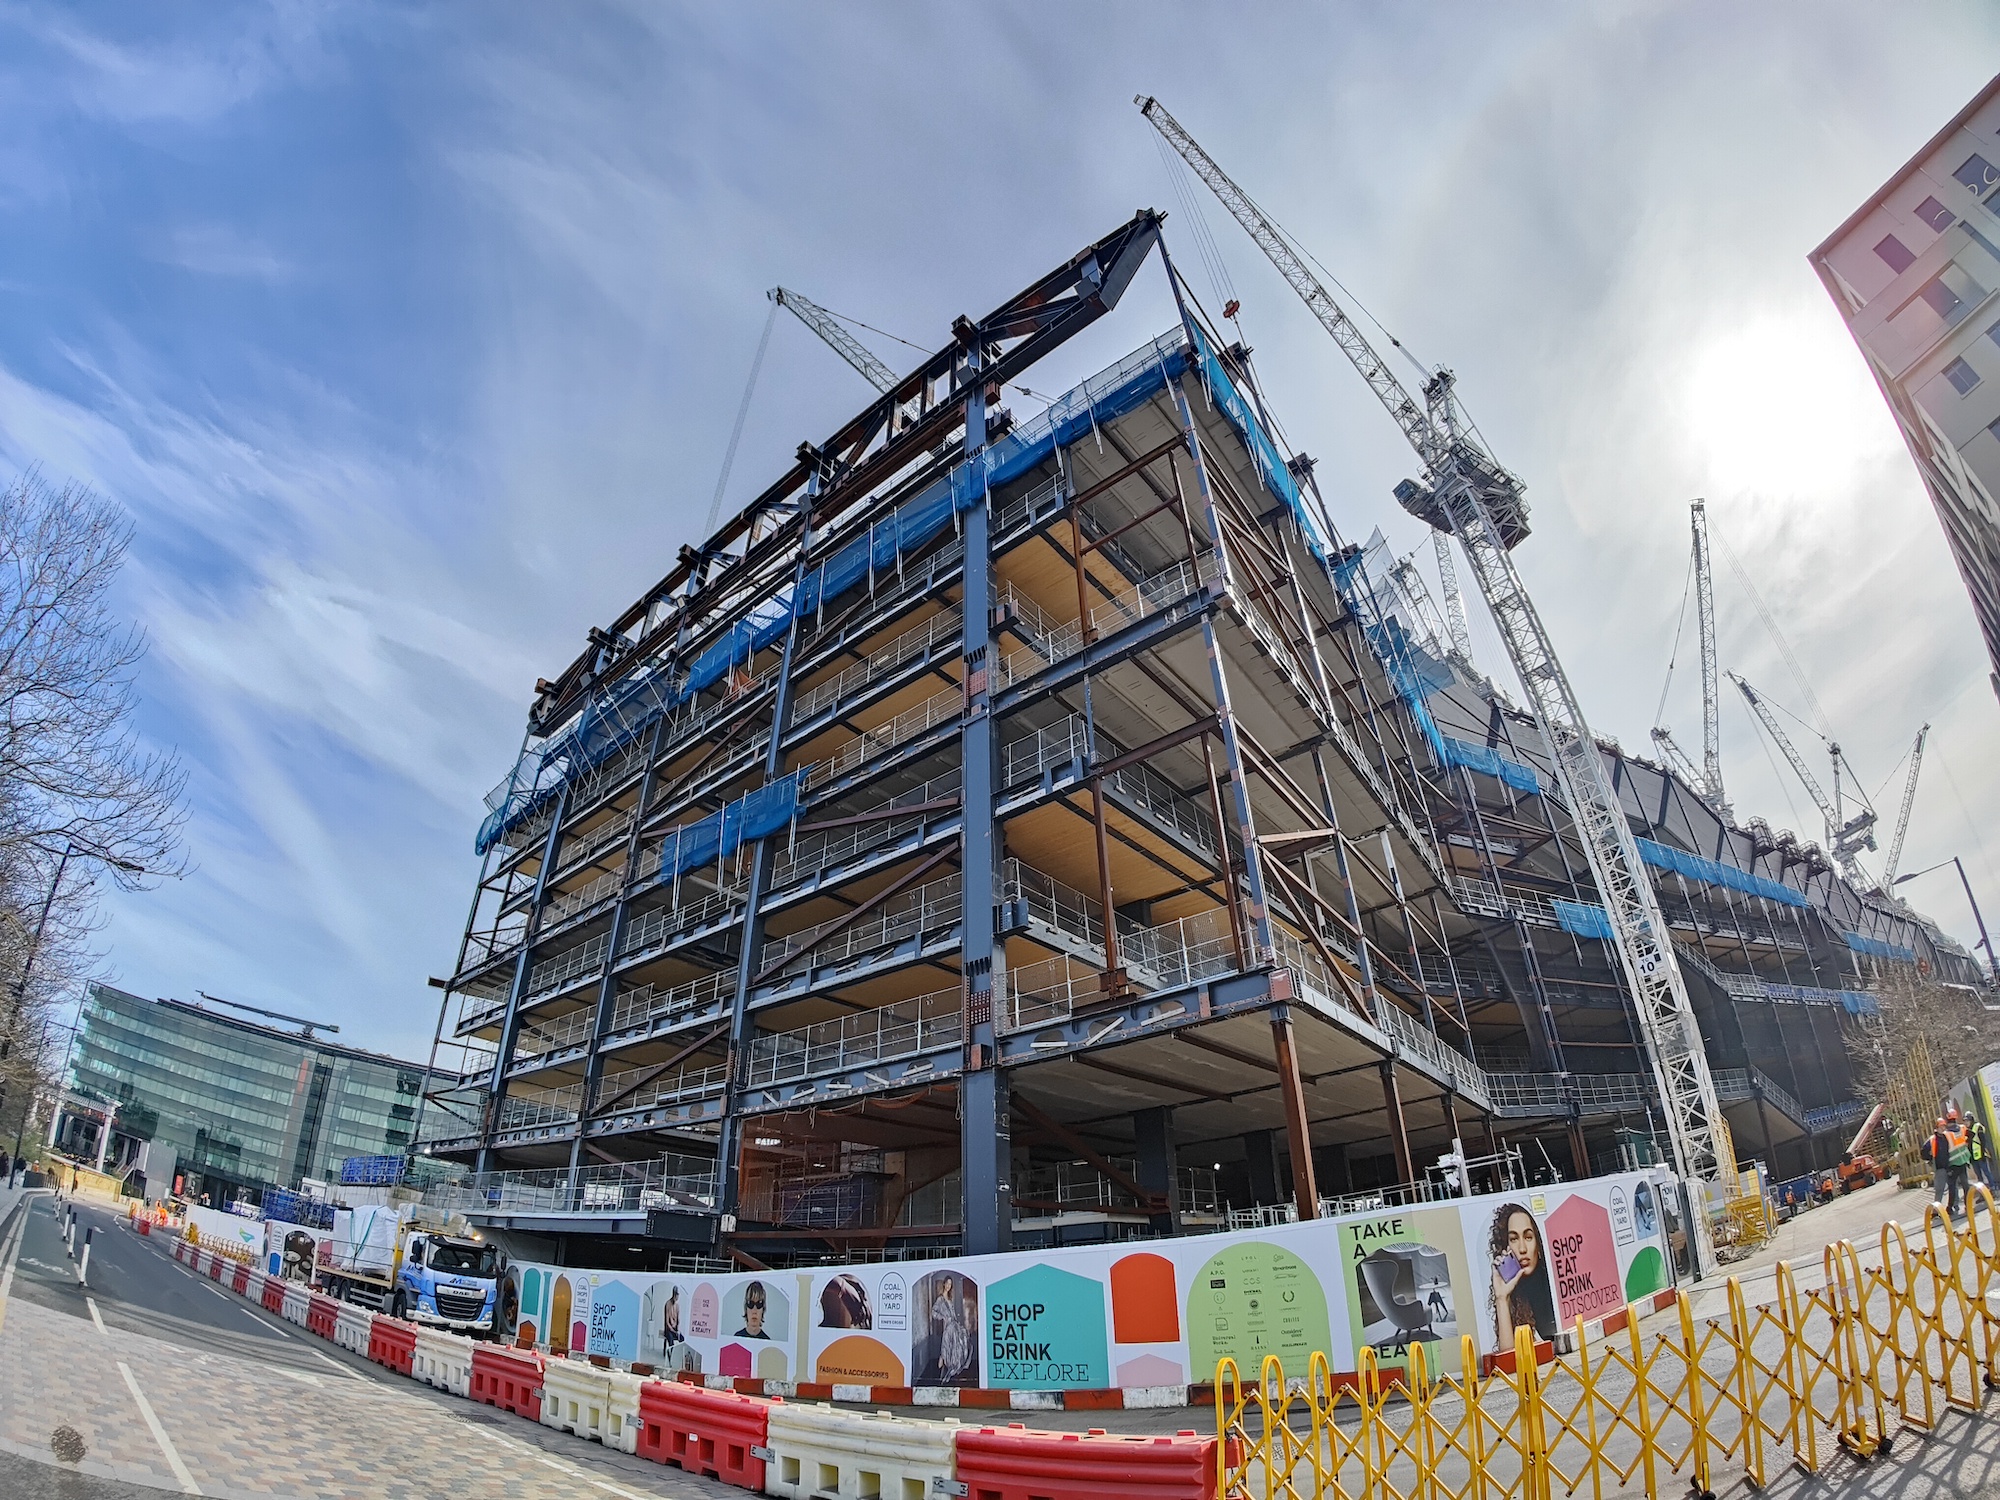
[1689,501,1728,820]
[770,287,898,394]
[1140,95,1730,1236]
[1433,531,1475,664]
[1729,673,1875,883]
[1881,724,1928,887]
[1650,725,1707,791]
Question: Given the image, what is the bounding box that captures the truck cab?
[394,1232,499,1334]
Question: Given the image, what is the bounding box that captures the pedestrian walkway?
[0,1194,731,1497]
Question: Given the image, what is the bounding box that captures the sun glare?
[1681,310,1897,500]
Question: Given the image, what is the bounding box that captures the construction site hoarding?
[497,1168,1679,1388]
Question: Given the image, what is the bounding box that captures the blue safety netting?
[477,320,1321,857]
[656,773,800,880]
[1839,989,1883,1016]
[1843,930,1917,962]
[1552,898,1616,940]
[1634,836,1810,908]
[1330,541,1545,796]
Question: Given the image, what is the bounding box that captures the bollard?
[77,1227,92,1287]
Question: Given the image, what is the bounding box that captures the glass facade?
[62,983,436,1198]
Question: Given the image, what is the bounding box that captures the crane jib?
[1139,92,1728,1269]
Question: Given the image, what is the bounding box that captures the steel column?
[959,354,1012,1256]
[477,782,571,1174]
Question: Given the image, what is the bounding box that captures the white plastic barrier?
[604,1369,645,1455]
[541,1356,611,1444]
[281,1283,313,1328]
[334,1302,376,1357]
[413,1326,475,1397]
[241,1269,268,1306]
[763,1405,959,1500]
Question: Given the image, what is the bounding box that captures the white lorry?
[315,1202,499,1336]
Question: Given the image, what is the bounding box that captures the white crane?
[1729,673,1877,883]
[770,287,898,393]
[1879,724,1928,888]
[1139,95,1731,1240]
[1433,532,1476,664]
[1653,501,1730,819]
[1689,501,1729,822]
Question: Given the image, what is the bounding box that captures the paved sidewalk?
[0,1195,736,1497]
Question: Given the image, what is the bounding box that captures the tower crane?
[1689,501,1729,821]
[1139,96,1731,1241]
[770,287,898,393]
[1728,674,1877,882]
[1433,532,1476,664]
[1387,551,1452,660]
[1652,501,1730,819]
[1879,724,1928,888]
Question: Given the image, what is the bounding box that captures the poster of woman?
[910,1269,979,1386]
[1485,1202,1557,1346]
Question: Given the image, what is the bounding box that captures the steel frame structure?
[421,211,1981,1268]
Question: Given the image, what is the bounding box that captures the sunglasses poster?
[493,1168,1678,1390]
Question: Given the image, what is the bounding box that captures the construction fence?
[1217,1189,2000,1499]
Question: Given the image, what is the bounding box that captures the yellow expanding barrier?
[1215,1187,2000,1498]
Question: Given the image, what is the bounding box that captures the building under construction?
[420,208,1983,1267]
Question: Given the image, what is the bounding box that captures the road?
[0,1189,732,1497]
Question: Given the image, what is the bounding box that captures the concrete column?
[1134,1105,1179,1234]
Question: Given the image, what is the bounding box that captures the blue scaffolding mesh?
[1634,836,1810,909]
[1552,898,1616,940]
[1843,930,1916,962]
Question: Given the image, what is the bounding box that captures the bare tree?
[0,473,188,1156]
[1846,965,2000,1156]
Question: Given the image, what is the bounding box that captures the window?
[1956,154,2000,196]
[1945,356,1982,396]
[1875,234,1917,273]
[1917,195,1955,232]
[1989,319,2000,349]
[1920,275,1965,320]
[1988,415,2000,444]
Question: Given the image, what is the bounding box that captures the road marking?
[118,1361,201,1494]
[87,1296,107,1336]
[0,1192,37,1334]
[305,1345,364,1380]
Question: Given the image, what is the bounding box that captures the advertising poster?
[495,1170,1671,1390]
[985,1262,1105,1389]
[1339,1206,1473,1377]
[810,1265,908,1386]
[265,1222,333,1283]
[186,1205,263,1260]
[1185,1236,1334,1382]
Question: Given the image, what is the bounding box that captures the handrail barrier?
[1213,1187,2000,1499]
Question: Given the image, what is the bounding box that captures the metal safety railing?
[1215,1191,2000,1500]
[592,1059,729,1113]
[744,986,962,1087]
[760,869,963,976]
[790,606,961,725]
[427,1154,719,1217]
[605,969,735,1037]
[800,683,961,790]
[771,767,960,890]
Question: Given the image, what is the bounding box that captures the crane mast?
[1433,531,1476,664]
[1729,673,1876,882]
[1139,95,1730,1238]
[1689,501,1728,820]
[1880,724,1928,887]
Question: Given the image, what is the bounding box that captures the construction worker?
[1924,1116,1964,1218]
[1968,1109,1996,1197]
[1944,1105,1972,1218]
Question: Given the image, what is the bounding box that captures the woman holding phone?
[1488,1203,1557,1346]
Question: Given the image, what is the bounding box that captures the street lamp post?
[1895,856,1998,986]
[4,841,144,1184]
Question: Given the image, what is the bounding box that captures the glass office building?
[59,983,439,1202]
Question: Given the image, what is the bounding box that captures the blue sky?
[3,4,1997,1060]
